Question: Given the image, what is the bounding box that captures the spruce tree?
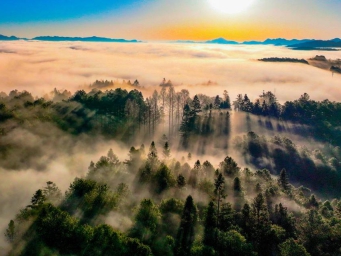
[174,195,198,256]
[278,168,290,191]
[214,173,226,223]
[203,201,217,248]
[163,142,170,159]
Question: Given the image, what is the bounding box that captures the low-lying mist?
[1,41,341,101]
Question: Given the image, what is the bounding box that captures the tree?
[130,199,161,244]
[180,104,194,148]
[298,210,329,256]
[177,174,186,188]
[163,142,170,159]
[148,141,158,161]
[192,95,202,114]
[43,181,62,204]
[30,189,46,208]
[216,230,256,256]
[251,193,272,255]
[222,90,231,109]
[279,238,310,256]
[174,195,198,256]
[220,156,240,177]
[214,95,221,109]
[278,168,290,191]
[5,220,16,243]
[214,173,226,222]
[154,164,176,194]
[203,201,217,248]
[273,203,296,238]
[233,177,242,196]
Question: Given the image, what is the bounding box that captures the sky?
[0,0,341,41]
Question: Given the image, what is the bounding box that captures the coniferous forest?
[2,83,341,256]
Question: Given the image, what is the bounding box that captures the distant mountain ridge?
[0,34,140,43]
[0,34,24,40]
[32,36,140,43]
[1,34,341,47]
[244,38,311,46]
[175,37,341,47]
[289,39,341,50]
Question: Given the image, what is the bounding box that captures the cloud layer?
[1,41,341,102]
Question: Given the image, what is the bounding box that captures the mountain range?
[1,34,341,48]
[0,34,140,43]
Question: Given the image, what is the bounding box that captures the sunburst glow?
[208,0,256,14]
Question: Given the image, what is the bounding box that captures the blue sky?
[0,0,148,23]
[0,0,340,40]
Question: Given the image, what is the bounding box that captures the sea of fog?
[0,41,341,102]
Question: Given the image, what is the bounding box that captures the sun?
[208,0,256,14]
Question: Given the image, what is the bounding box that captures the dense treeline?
[232,91,341,145]
[258,57,309,64]
[5,144,341,255]
[1,87,341,193]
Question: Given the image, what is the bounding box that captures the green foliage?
[279,238,310,256]
[130,199,161,244]
[153,163,176,194]
[4,220,15,243]
[220,156,240,177]
[63,178,118,221]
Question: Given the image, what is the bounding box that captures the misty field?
[1,41,341,255]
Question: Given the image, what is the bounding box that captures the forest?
[1,83,341,256]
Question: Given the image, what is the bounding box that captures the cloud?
[0,41,340,102]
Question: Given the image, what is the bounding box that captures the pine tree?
[214,173,226,223]
[177,174,186,188]
[203,201,217,248]
[180,104,194,148]
[233,177,242,196]
[163,142,170,159]
[174,195,198,256]
[5,220,15,243]
[278,168,290,191]
[192,95,202,114]
[148,141,158,160]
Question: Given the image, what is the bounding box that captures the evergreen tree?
[162,142,170,159]
[174,195,198,256]
[177,174,186,188]
[5,220,15,243]
[251,193,272,255]
[278,168,290,191]
[192,95,202,114]
[203,201,217,248]
[233,177,242,196]
[180,104,194,148]
[214,95,221,109]
[214,173,226,222]
[220,156,240,177]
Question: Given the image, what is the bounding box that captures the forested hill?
[1,86,341,255]
[4,144,341,256]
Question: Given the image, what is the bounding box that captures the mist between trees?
[1,83,341,255]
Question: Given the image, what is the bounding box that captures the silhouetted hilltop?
[289,39,341,50]
[243,38,310,46]
[205,37,239,44]
[32,36,140,43]
[258,57,309,64]
[0,34,23,40]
